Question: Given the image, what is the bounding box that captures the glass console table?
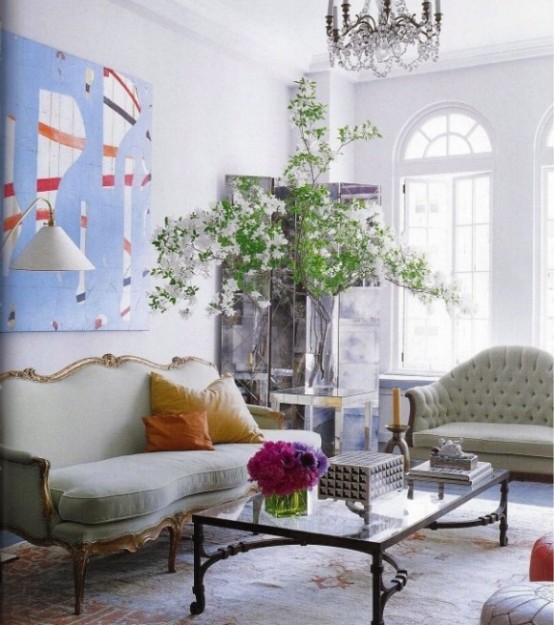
[270,386,377,454]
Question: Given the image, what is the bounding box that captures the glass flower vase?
[264,490,308,518]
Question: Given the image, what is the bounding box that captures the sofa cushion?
[413,422,554,458]
[49,444,259,524]
[143,411,214,452]
[151,372,264,444]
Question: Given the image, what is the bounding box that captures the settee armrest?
[246,404,285,430]
[405,383,450,447]
[0,444,56,542]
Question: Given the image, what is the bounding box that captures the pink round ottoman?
[480,582,553,625]
[530,534,554,582]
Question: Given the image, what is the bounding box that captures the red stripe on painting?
[36,209,50,221]
[103,175,115,188]
[120,306,131,318]
[123,238,132,254]
[4,182,15,198]
[124,174,134,187]
[141,173,151,187]
[81,215,88,227]
[37,177,61,192]
[104,68,141,112]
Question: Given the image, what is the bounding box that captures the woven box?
[318,451,404,503]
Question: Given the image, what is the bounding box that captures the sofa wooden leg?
[71,545,90,615]
[167,522,182,573]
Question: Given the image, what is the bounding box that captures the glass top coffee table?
[190,469,509,625]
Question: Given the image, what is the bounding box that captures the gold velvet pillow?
[150,372,264,444]
[143,411,214,452]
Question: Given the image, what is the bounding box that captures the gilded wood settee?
[0,354,321,614]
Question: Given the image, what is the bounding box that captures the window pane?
[454,226,472,271]
[406,181,428,227]
[449,113,475,136]
[405,131,428,159]
[467,125,492,153]
[474,176,490,223]
[455,179,473,225]
[449,135,471,156]
[425,136,448,158]
[474,225,490,271]
[473,272,490,317]
[421,115,447,139]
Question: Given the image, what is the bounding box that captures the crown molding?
[109,0,552,84]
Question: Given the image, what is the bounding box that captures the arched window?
[536,108,554,353]
[395,106,493,373]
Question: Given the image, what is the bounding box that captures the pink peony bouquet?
[247,440,329,497]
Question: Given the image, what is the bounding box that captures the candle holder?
[383,423,410,472]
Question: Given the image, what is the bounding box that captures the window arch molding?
[393,102,495,176]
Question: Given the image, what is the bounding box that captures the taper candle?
[392,387,401,426]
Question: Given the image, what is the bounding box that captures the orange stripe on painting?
[37,177,61,192]
[4,214,22,233]
[123,238,132,254]
[3,208,49,233]
[81,215,88,227]
[103,144,118,158]
[38,122,86,150]
[104,67,141,112]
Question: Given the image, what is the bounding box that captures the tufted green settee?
[405,345,553,479]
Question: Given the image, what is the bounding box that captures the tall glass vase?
[264,490,308,518]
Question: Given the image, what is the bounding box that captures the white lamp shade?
[10,224,95,271]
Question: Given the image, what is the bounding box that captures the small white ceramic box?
[318,451,404,503]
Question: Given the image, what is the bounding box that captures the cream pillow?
[150,372,264,444]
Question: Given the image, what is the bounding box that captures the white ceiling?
[115,0,554,80]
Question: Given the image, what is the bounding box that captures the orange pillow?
[143,411,215,452]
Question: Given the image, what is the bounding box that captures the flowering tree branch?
[149,78,463,324]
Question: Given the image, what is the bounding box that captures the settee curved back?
[0,354,220,469]
[411,345,553,432]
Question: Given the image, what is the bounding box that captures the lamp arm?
[0,197,55,253]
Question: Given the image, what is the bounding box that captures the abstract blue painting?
[1,31,152,331]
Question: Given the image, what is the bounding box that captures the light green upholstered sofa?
[0,354,321,614]
[405,345,553,479]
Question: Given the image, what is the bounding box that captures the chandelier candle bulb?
[327,0,333,17]
[436,0,441,14]
[392,387,401,426]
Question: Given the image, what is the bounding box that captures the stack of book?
[407,460,493,486]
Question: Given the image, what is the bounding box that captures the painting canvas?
[1,31,152,331]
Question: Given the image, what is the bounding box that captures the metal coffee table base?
[190,477,509,625]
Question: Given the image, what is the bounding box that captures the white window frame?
[534,106,554,353]
[393,104,494,374]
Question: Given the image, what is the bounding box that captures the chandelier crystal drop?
[326,0,443,77]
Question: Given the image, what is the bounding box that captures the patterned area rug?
[2,481,552,625]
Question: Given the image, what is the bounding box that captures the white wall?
[1,0,293,373]
[352,56,554,371]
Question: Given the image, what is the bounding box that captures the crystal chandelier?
[326,0,443,77]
